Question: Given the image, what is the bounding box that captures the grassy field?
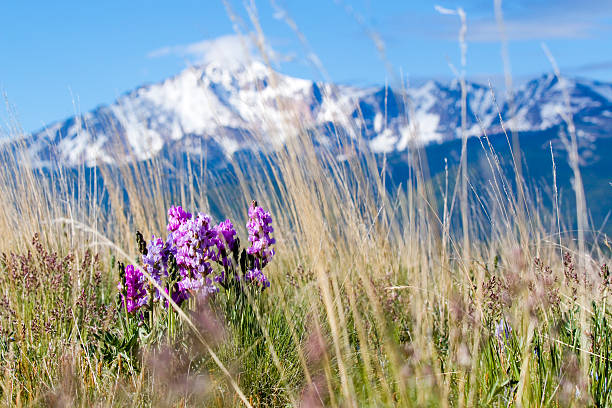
[0,92,610,408]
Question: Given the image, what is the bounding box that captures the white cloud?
[466,19,595,42]
[423,1,608,43]
[148,34,256,68]
[434,5,458,16]
[148,34,295,69]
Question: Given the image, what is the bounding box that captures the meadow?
[0,30,611,406]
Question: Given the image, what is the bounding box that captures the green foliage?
[215,283,305,405]
[590,300,612,407]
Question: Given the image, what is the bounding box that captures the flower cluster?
[141,235,171,286]
[214,219,238,267]
[245,201,275,287]
[173,212,219,295]
[118,264,148,313]
[167,205,191,233]
[118,203,275,314]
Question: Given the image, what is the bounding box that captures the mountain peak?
[200,59,270,78]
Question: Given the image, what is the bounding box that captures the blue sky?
[1,0,611,133]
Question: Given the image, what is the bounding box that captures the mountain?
[12,61,612,233]
[23,61,612,169]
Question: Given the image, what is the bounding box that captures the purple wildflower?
[142,235,170,285]
[495,318,512,345]
[245,268,271,288]
[164,285,190,307]
[246,202,275,269]
[213,219,238,267]
[118,265,148,313]
[173,212,219,295]
[167,205,192,233]
[178,276,219,296]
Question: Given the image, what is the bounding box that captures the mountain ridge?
[22,61,612,168]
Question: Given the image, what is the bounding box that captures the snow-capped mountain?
[23,61,612,168]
